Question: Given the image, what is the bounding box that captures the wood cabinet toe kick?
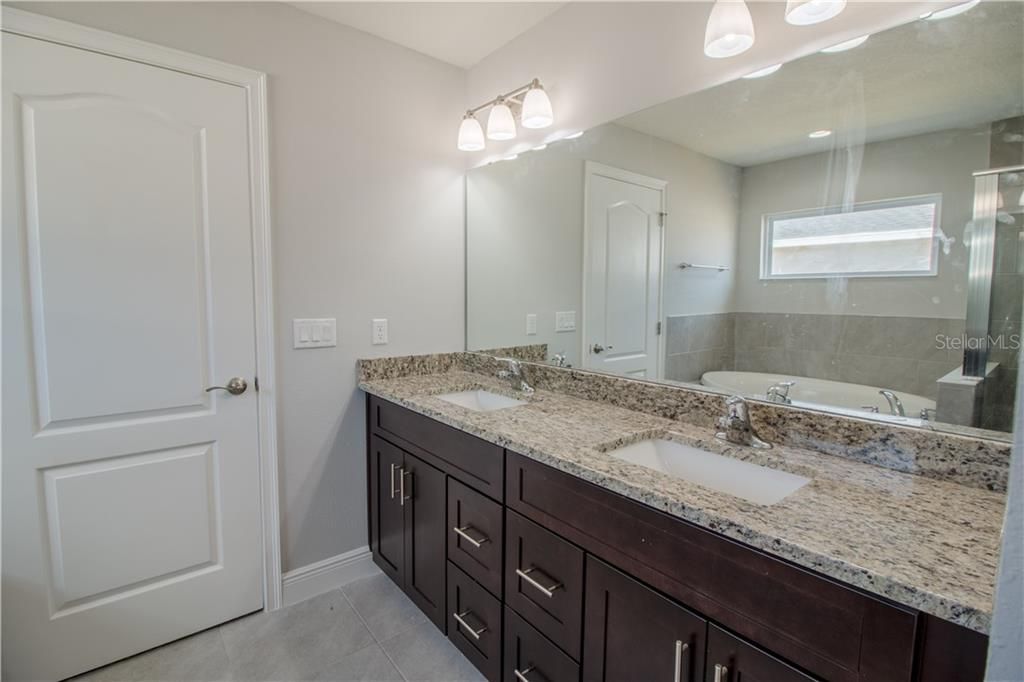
[365,394,988,682]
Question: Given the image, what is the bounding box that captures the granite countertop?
[359,369,1007,634]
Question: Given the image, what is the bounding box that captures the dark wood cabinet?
[368,434,447,629]
[583,556,707,682]
[366,396,989,682]
[705,624,816,682]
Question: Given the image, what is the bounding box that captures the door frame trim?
[2,6,284,611]
[581,161,667,379]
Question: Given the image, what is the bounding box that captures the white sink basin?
[436,389,527,412]
[608,439,810,506]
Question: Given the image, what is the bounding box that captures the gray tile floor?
[73,573,486,682]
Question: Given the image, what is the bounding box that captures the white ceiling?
[290,2,565,69]
[616,2,1024,167]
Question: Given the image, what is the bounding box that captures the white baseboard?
[281,545,379,607]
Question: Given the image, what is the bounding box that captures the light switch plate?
[293,318,336,349]
[372,318,389,345]
[555,311,576,332]
[526,313,537,335]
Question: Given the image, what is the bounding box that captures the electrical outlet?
[555,311,576,332]
[293,318,337,349]
[526,313,537,335]
[372,318,389,345]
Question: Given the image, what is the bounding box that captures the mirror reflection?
[466,2,1024,436]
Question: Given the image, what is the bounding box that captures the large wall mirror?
[466,1,1024,439]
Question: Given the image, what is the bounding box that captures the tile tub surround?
[359,367,1006,633]
[664,312,967,400]
[359,352,1012,492]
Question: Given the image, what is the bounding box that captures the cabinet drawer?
[448,478,504,597]
[448,562,502,682]
[506,451,917,682]
[371,396,504,499]
[505,510,584,660]
[505,607,580,682]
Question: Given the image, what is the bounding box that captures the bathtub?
[700,371,936,420]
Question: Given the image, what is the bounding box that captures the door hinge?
[658,211,667,227]
[254,376,260,392]
[656,321,662,335]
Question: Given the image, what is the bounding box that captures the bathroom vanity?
[361,355,1004,682]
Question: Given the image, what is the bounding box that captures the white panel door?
[3,32,263,681]
[584,164,665,379]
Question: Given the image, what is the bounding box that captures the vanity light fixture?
[457,78,554,151]
[703,0,756,59]
[922,0,979,20]
[785,0,847,25]
[808,129,833,138]
[820,34,869,53]
[743,63,783,79]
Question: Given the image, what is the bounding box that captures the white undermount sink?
[608,439,810,506]
[436,389,527,412]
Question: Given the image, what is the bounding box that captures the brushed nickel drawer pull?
[400,469,411,506]
[389,463,399,500]
[714,663,728,682]
[453,525,490,548]
[453,610,487,640]
[513,666,535,682]
[674,640,689,682]
[516,567,562,598]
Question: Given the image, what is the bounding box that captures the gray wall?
[467,122,740,367]
[13,2,468,572]
[735,126,991,318]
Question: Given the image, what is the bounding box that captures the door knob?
[205,377,248,395]
[591,344,613,354]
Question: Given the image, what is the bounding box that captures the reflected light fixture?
[532,143,548,151]
[457,113,485,151]
[564,131,584,140]
[743,63,783,79]
[820,34,869,53]
[456,78,554,151]
[785,0,846,25]
[922,0,979,20]
[704,0,755,59]
[808,129,833,138]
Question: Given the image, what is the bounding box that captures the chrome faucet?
[716,395,771,449]
[550,352,570,368]
[879,390,905,417]
[766,381,795,405]
[496,358,535,394]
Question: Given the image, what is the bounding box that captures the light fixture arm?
[466,78,543,116]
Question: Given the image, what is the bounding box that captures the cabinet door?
[704,625,816,682]
[369,436,405,584]
[583,557,707,682]
[403,452,447,629]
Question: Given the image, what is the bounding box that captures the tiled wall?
[664,312,965,400]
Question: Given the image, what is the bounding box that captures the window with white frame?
[761,195,942,279]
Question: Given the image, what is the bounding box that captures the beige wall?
[10,1,468,572]
[735,126,991,318]
[466,122,740,367]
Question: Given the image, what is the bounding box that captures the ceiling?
[616,2,1024,167]
[290,2,565,69]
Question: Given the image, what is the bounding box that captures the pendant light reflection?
[486,99,517,140]
[922,0,979,20]
[704,0,755,59]
[820,34,869,53]
[457,113,485,152]
[785,0,846,26]
[743,63,782,79]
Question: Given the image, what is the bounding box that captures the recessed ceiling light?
[820,34,869,53]
[808,129,832,138]
[565,131,584,140]
[924,0,979,20]
[743,63,783,79]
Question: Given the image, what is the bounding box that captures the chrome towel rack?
[679,262,730,272]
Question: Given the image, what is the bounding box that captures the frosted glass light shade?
[785,0,846,25]
[521,86,554,129]
[457,114,485,151]
[704,0,755,59]
[487,101,516,140]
